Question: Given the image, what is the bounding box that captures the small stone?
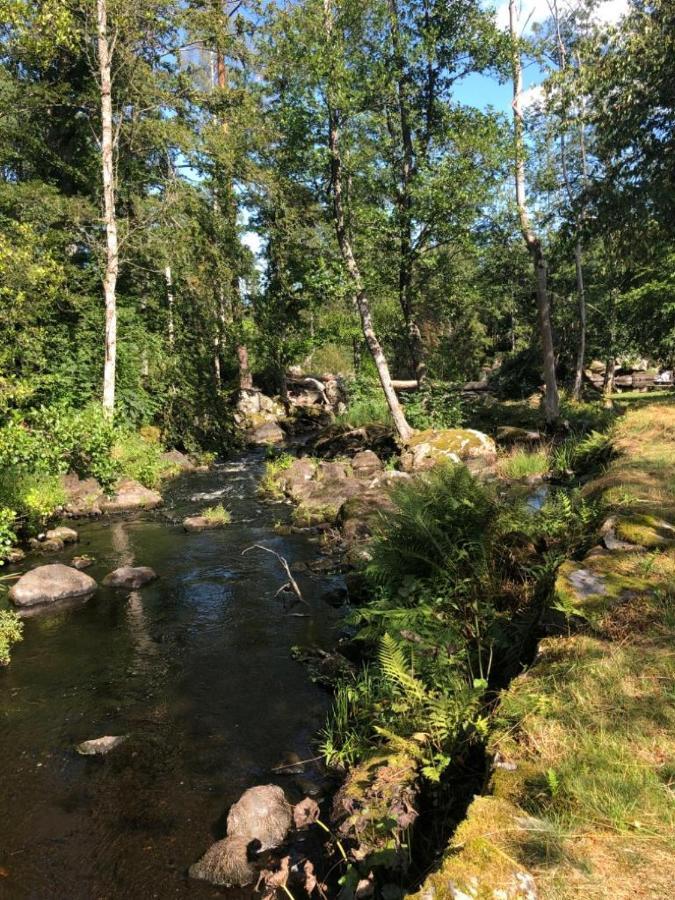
[102,566,157,589]
[30,537,64,552]
[71,555,94,570]
[183,515,225,532]
[5,548,25,563]
[76,735,127,755]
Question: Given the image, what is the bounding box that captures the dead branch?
[243,544,309,608]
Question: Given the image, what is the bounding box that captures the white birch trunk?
[509,0,560,425]
[97,0,118,416]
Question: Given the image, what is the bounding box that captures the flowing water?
[0,454,343,899]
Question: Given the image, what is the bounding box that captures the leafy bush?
[337,376,393,428]
[111,431,170,489]
[0,470,66,528]
[551,429,614,477]
[0,506,17,563]
[402,381,464,430]
[0,609,23,665]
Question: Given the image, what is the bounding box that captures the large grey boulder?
[102,566,157,589]
[190,785,293,888]
[101,478,162,513]
[9,564,97,609]
[247,421,285,445]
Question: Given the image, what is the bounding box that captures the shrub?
[402,381,464,430]
[0,506,17,563]
[111,431,173,489]
[0,470,66,528]
[337,376,393,428]
[0,609,23,665]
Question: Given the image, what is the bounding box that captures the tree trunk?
[509,0,560,426]
[216,14,251,392]
[165,265,175,349]
[97,0,118,417]
[323,0,411,442]
[572,240,586,399]
[388,0,426,384]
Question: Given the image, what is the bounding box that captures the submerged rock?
[190,785,293,888]
[71,555,94,570]
[29,537,64,553]
[189,834,258,887]
[101,478,162,513]
[183,515,226,532]
[9,564,97,609]
[45,526,79,544]
[75,735,127,756]
[160,449,195,471]
[102,566,157,589]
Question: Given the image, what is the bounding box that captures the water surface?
[0,455,341,899]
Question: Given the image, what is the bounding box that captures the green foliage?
[200,503,231,525]
[336,377,393,428]
[0,506,17,563]
[551,430,614,477]
[0,608,23,666]
[111,431,174,490]
[499,448,550,480]
[402,382,465,430]
[259,452,294,498]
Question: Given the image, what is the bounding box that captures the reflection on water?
[0,455,341,899]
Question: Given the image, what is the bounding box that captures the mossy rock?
[401,428,497,474]
[614,514,675,549]
[408,796,537,900]
[555,550,651,627]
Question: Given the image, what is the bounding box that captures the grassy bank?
[411,397,675,899]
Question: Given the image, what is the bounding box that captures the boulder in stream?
[45,526,79,544]
[9,564,97,609]
[102,566,157,589]
[190,785,293,888]
[101,478,162,513]
[75,735,127,756]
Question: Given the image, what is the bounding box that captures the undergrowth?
[0,608,23,665]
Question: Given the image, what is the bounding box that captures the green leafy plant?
[201,503,231,525]
[0,506,17,562]
[0,609,23,665]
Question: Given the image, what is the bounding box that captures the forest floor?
[412,395,675,900]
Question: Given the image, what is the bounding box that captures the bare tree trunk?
[387,0,426,384]
[572,241,586,398]
[216,10,252,392]
[165,265,175,349]
[324,0,411,442]
[509,0,560,426]
[97,0,118,416]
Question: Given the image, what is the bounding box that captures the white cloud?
[521,82,544,109]
[494,0,630,33]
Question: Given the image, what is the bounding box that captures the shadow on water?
[0,453,343,899]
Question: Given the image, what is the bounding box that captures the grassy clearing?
[413,396,675,899]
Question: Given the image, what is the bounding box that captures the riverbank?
[411,396,675,899]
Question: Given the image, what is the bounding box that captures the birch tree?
[509,0,560,425]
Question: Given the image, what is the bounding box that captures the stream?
[0,452,343,899]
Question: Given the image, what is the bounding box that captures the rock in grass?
[75,735,127,756]
[9,564,97,609]
[45,526,79,544]
[102,566,157,589]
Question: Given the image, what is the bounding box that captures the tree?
[509,0,560,424]
[322,0,412,440]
